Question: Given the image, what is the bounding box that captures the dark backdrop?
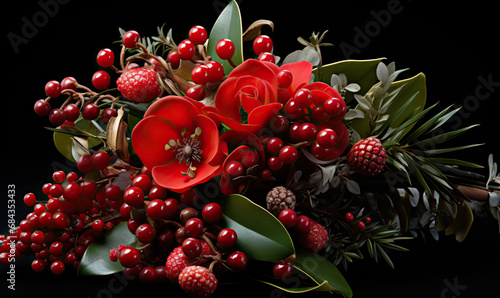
[2,1,499,297]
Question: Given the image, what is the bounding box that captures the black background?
[2,0,500,297]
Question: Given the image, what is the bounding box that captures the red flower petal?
[247,102,283,129]
[280,61,313,94]
[145,96,202,132]
[131,115,182,171]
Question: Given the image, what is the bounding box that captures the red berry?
[132,174,151,192]
[253,35,273,55]
[177,39,196,60]
[267,156,283,171]
[23,193,36,206]
[146,199,167,220]
[181,237,202,259]
[164,198,180,219]
[295,215,311,233]
[135,224,156,243]
[257,52,275,63]
[31,230,45,244]
[51,261,65,275]
[184,218,204,237]
[225,160,244,178]
[240,149,258,168]
[288,122,302,143]
[277,70,293,89]
[217,228,237,248]
[149,185,168,200]
[167,50,180,69]
[122,30,140,48]
[178,266,218,297]
[269,115,289,134]
[201,203,223,224]
[92,219,105,231]
[92,70,110,90]
[62,103,80,122]
[345,212,354,222]
[63,182,82,203]
[191,65,210,85]
[279,146,298,165]
[101,108,117,124]
[82,103,100,120]
[45,80,61,98]
[77,154,94,173]
[284,100,305,121]
[139,266,158,284]
[273,261,293,281]
[61,76,77,90]
[357,221,366,231]
[316,128,337,148]
[49,183,63,198]
[97,48,115,67]
[49,241,65,256]
[119,246,141,268]
[123,187,145,208]
[205,60,224,82]
[105,185,122,201]
[186,84,206,101]
[31,259,46,272]
[188,25,208,45]
[267,137,284,156]
[39,212,53,227]
[52,212,69,229]
[323,97,346,119]
[293,88,313,108]
[216,38,235,60]
[34,99,51,116]
[227,251,248,271]
[49,109,66,126]
[91,150,111,170]
[298,122,318,142]
[278,209,298,229]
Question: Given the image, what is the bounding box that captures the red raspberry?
[165,246,191,284]
[347,137,387,176]
[178,265,218,297]
[116,67,161,103]
[295,219,328,252]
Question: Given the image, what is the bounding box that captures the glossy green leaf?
[206,0,243,74]
[216,194,294,262]
[78,222,137,276]
[294,247,353,298]
[53,118,105,163]
[312,58,385,103]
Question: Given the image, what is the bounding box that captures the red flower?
[203,59,313,132]
[131,96,224,193]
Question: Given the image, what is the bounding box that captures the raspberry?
[347,137,387,176]
[165,246,191,284]
[266,186,296,215]
[116,67,161,103]
[178,265,218,297]
[295,219,328,252]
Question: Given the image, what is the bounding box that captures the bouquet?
[3,1,499,297]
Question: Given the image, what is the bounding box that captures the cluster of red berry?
[3,152,120,274]
[345,212,372,232]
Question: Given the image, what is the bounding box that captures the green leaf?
[312,58,385,103]
[294,247,353,298]
[216,194,294,262]
[206,0,243,74]
[78,222,137,276]
[53,118,104,163]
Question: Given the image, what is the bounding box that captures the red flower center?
[165,127,203,179]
